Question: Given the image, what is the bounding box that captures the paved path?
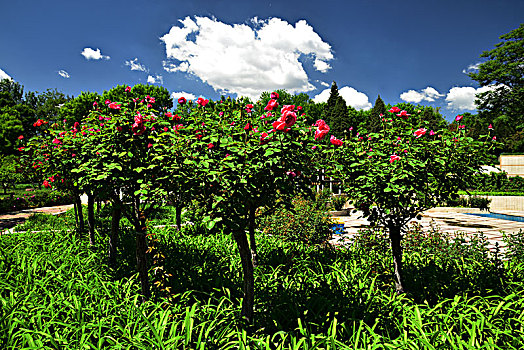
[0,204,74,233]
[330,208,524,253]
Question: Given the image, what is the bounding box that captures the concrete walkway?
[330,208,524,253]
[0,204,74,234]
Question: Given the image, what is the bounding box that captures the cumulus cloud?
[162,60,189,73]
[400,86,444,103]
[445,85,496,110]
[316,80,329,87]
[147,75,163,84]
[0,68,12,80]
[125,58,148,72]
[462,62,481,74]
[313,86,372,111]
[171,91,197,102]
[81,47,110,60]
[58,70,70,78]
[160,16,333,99]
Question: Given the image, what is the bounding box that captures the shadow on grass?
[20,206,516,339]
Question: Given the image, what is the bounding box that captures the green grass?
[1,207,524,348]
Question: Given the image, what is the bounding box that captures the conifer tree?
[367,95,386,133]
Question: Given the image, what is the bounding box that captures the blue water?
[466,212,524,223]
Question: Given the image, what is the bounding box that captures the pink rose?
[389,106,401,114]
[413,128,427,138]
[281,109,297,127]
[272,118,287,131]
[197,97,209,107]
[396,110,410,119]
[389,154,401,163]
[178,97,186,104]
[314,119,330,140]
[270,91,279,99]
[264,99,278,111]
[108,102,121,110]
[330,135,343,147]
[455,115,463,122]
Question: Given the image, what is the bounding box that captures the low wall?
[486,196,524,211]
[499,155,524,177]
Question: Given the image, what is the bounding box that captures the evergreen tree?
[324,82,349,137]
[367,95,386,132]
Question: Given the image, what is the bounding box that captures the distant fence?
[314,169,343,194]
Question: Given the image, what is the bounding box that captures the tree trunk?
[175,202,182,231]
[233,230,255,323]
[87,193,96,246]
[108,197,122,266]
[388,224,405,293]
[248,206,258,267]
[74,194,85,234]
[136,228,150,301]
[133,197,150,302]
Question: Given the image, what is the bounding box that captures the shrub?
[330,194,348,211]
[445,195,491,210]
[0,189,74,213]
[259,196,333,245]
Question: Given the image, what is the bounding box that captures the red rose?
[264,99,278,111]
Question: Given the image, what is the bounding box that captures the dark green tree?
[324,82,350,137]
[469,24,524,152]
[367,95,387,132]
[59,91,101,127]
[0,108,23,155]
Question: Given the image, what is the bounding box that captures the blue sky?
[1,0,522,120]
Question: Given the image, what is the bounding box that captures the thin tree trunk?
[248,206,258,267]
[133,197,150,302]
[136,229,150,301]
[108,196,122,266]
[75,194,85,234]
[233,230,255,323]
[175,202,182,231]
[389,224,405,293]
[87,193,96,246]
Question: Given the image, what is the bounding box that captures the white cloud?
[0,68,12,80]
[171,91,197,102]
[313,86,372,111]
[400,86,444,103]
[162,60,189,73]
[125,58,148,72]
[445,85,496,110]
[147,75,163,84]
[313,58,331,73]
[160,16,333,99]
[81,47,110,60]
[58,70,70,78]
[316,80,329,87]
[462,62,481,74]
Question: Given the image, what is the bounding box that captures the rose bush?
[330,107,495,293]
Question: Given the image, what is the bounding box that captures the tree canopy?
[469,24,524,152]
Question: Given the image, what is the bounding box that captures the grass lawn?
[1,207,524,348]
